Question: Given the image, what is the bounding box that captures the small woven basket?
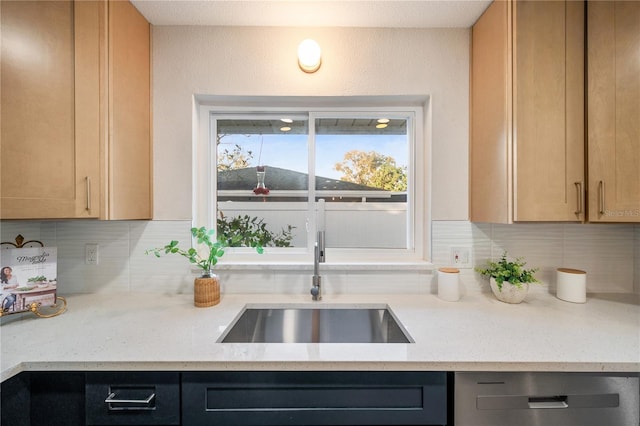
[194,274,220,307]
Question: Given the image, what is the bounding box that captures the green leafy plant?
[146,226,263,274]
[475,252,539,291]
[27,275,47,283]
[217,213,295,248]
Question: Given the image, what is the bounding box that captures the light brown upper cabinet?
[587,1,640,223]
[0,0,152,220]
[1,1,102,219]
[105,0,153,220]
[470,0,585,223]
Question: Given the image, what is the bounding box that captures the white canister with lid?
[556,268,587,303]
[437,267,460,301]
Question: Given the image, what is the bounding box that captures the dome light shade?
[298,39,322,73]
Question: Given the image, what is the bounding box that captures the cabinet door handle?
[598,180,605,215]
[105,391,156,408]
[85,176,91,211]
[574,182,583,216]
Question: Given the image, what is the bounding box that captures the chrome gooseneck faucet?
[311,231,325,301]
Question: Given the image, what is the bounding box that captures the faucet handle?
[311,275,322,301]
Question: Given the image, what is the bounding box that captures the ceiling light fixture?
[376,123,388,129]
[280,118,293,123]
[298,39,322,73]
[280,126,291,132]
[377,118,390,124]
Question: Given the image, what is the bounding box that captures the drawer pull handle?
[105,392,156,406]
[528,396,568,409]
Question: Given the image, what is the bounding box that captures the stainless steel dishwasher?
[455,372,639,426]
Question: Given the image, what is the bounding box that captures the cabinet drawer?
[86,372,180,425]
[182,371,448,425]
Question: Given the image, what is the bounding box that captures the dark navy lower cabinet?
[182,371,449,425]
[0,371,86,426]
[2,370,449,426]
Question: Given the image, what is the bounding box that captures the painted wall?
[152,25,470,220]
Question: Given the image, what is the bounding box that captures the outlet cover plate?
[450,246,472,268]
[85,243,99,265]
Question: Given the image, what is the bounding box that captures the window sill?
[194,261,434,274]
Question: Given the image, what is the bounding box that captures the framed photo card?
[1,247,58,315]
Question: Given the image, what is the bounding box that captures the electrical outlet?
[450,246,472,268]
[85,243,99,265]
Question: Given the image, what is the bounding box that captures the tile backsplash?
[1,220,638,296]
[432,221,638,295]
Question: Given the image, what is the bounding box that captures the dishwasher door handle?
[528,396,568,409]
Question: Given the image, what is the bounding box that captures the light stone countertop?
[1,291,639,382]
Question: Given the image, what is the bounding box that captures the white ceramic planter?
[490,277,529,304]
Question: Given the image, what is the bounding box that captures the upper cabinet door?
[470,0,512,224]
[513,0,585,222]
[1,1,101,219]
[105,0,152,220]
[587,1,640,223]
[470,0,585,223]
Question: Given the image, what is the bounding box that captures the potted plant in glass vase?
[146,227,263,307]
[476,252,539,304]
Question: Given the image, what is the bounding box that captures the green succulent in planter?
[146,226,263,274]
[475,251,539,291]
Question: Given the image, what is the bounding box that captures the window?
[195,99,427,265]
[216,116,310,250]
[314,115,410,250]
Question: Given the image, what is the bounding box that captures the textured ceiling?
[130,0,491,28]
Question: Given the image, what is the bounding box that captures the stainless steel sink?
[218,305,413,343]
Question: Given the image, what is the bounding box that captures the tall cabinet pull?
[598,180,605,215]
[85,176,91,211]
[574,182,583,216]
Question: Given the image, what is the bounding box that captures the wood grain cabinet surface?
[0,0,152,220]
[470,0,585,223]
[587,1,640,223]
[1,1,102,219]
[105,0,153,220]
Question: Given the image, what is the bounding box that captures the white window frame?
[194,96,431,267]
